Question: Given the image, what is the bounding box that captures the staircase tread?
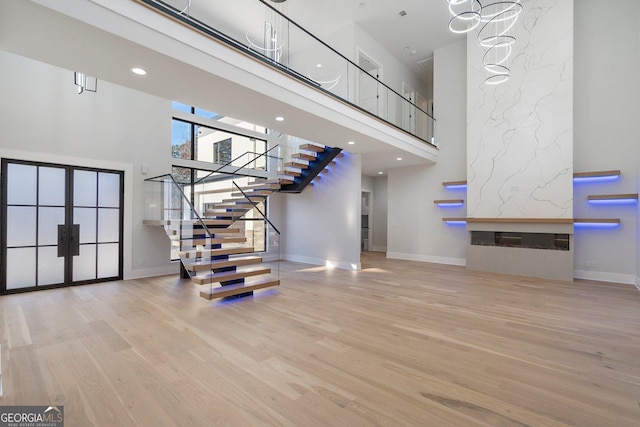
[209,205,251,210]
[204,211,248,218]
[231,191,272,197]
[180,247,255,258]
[192,265,272,284]
[184,255,263,271]
[278,170,301,176]
[143,219,232,226]
[173,237,247,247]
[285,161,309,169]
[292,153,317,161]
[200,277,280,300]
[171,228,240,235]
[299,143,326,152]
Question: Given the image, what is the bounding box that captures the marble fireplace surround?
[465,218,574,282]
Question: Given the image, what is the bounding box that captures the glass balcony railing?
[137,0,436,146]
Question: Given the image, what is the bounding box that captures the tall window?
[171,102,267,168]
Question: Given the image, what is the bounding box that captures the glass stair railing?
[143,173,280,300]
[136,0,436,145]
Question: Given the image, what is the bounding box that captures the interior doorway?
[357,51,383,117]
[402,81,417,134]
[1,159,124,294]
[361,190,372,252]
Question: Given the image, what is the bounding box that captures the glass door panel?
[97,243,119,278]
[98,172,121,207]
[73,170,97,207]
[38,207,65,245]
[39,167,66,206]
[7,163,37,205]
[74,208,97,244]
[6,206,37,247]
[38,246,65,286]
[73,245,97,282]
[71,168,122,284]
[6,247,36,289]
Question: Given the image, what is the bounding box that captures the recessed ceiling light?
[317,63,323,68]
[131,67,147,75]
[378,171,384,175]
[396,157,403,161]
[348,141,355,145]
[275,116,284,121]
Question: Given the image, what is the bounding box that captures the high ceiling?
[279,0,463,86]
[1,0,464,176]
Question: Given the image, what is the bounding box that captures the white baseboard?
[573,269,636,285]
[371,245,387,252]
[125,264,178,280]
[281,254,361,270]
[386,252,466,267]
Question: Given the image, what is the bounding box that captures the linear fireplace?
[466,219,574,282]
[471,231,569,251]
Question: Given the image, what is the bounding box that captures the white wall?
[573,0,639,285]
[387,39,467,266]
[0,50,175,279]
[278,152,361,270]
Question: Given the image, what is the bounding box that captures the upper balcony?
[0,0,440,169]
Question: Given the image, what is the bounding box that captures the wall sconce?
[74,72,97,94]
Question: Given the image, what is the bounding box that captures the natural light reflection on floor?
[360,268,389,274]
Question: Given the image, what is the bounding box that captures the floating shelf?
[434,199,464,205]
[587,193,638,201]
[573,170,621,183]
[442,180,467,188]
[442,218,467,224]
[443,218,622,227]
[574,170,621,178]
[574,218,620,224]
[466,218,574,224]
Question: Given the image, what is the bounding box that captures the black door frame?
[1,158,125,294]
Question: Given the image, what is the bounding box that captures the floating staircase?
[144,142,342,301]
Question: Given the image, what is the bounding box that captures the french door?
[1,159,124,294]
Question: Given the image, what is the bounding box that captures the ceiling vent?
[399,10,407,17]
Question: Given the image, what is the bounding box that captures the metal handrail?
[192,144,281,185]
[257,0,435,121]
[232,182,281,235]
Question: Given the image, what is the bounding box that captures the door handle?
[57,224,67,257]
[69,224,80,256]
[57,224,80,257]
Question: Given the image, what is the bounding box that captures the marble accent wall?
[467,0,573,218]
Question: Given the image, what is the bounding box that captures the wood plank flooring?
[1,252,639,426]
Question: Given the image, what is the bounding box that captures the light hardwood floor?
[1,252,639,426]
